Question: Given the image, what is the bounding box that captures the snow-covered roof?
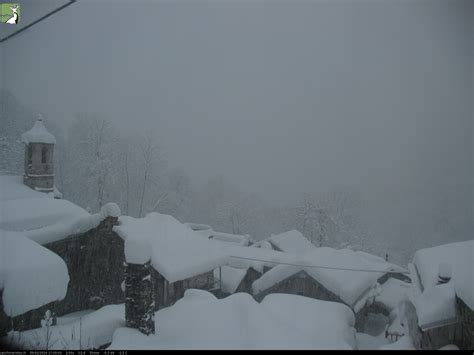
[268,230,315,253]
[184,222,250,246]
[21,116,56,145]
[251,239,274,250]
[252,247,405,307]
[413,240,474,310]
[223,244,300,273]
[108,290,356,349]
[415,282,457,330]
[375,278,410,311]
[0,175,48,202]
[184,223,213,239]
[113,213,228,283]
[0,175,120,245]
[211,231,249,246]
[0,234,69,317]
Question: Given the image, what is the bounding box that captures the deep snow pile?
[268,230,316,253]
[0,234,69,317]
[108,290,356,350]
[252,247,403,307]
[113,213,228,283]
[0,175,48,202]
[379,335,415,350]
[375,278,410,311]
[415,283,456,329]
[413,240,474,310]
[3,304,124,350]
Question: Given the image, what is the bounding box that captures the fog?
[1,0,472,262]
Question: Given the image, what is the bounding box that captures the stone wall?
[151,269,215,311]
[45,216,124,317]
[456,297,474,349]
[124,262,155,335]
[0,217,124,333]
[404,299,462,350]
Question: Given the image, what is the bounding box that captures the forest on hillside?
[1,89,469,265]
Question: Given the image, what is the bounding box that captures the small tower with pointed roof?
[21,114,56,192]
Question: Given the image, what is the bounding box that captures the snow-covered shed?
[0,174,123,333]
[404,240,474,350]
[251,247,408,318]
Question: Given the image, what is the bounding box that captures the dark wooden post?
[124,261,155,335]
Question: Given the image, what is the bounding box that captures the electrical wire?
[0,0,77,43]
[229,255,410,274]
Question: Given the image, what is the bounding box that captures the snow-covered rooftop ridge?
[0,234,69,317]
[413,240,474,310]
[20,115,56,144]
[184,222,250,246]
[108,290,356,350]
[251,239,274,250]
[114,213,228,283]
[268,229,315,253]
[252,247,405,307]
[0,175,121,245]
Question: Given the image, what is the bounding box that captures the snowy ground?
[3,289,416,350]
[109,290,357,350]
[2,305,124,350]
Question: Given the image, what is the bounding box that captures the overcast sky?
[1,0,472,206]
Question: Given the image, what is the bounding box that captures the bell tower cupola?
[21,114,56,192]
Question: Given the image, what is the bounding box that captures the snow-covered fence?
[124,261,155,335]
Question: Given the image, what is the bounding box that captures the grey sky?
[2,0,472,206]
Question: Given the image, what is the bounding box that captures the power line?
[0,0,77,43]
[229,255,410,274]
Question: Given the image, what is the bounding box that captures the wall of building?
[354,301,391,332]
[45,216,124,317]
[0,217,124,332]
[456,297,474,350]
[151,269,215,311]
[404,299,463,350]
[253,271,347,307]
